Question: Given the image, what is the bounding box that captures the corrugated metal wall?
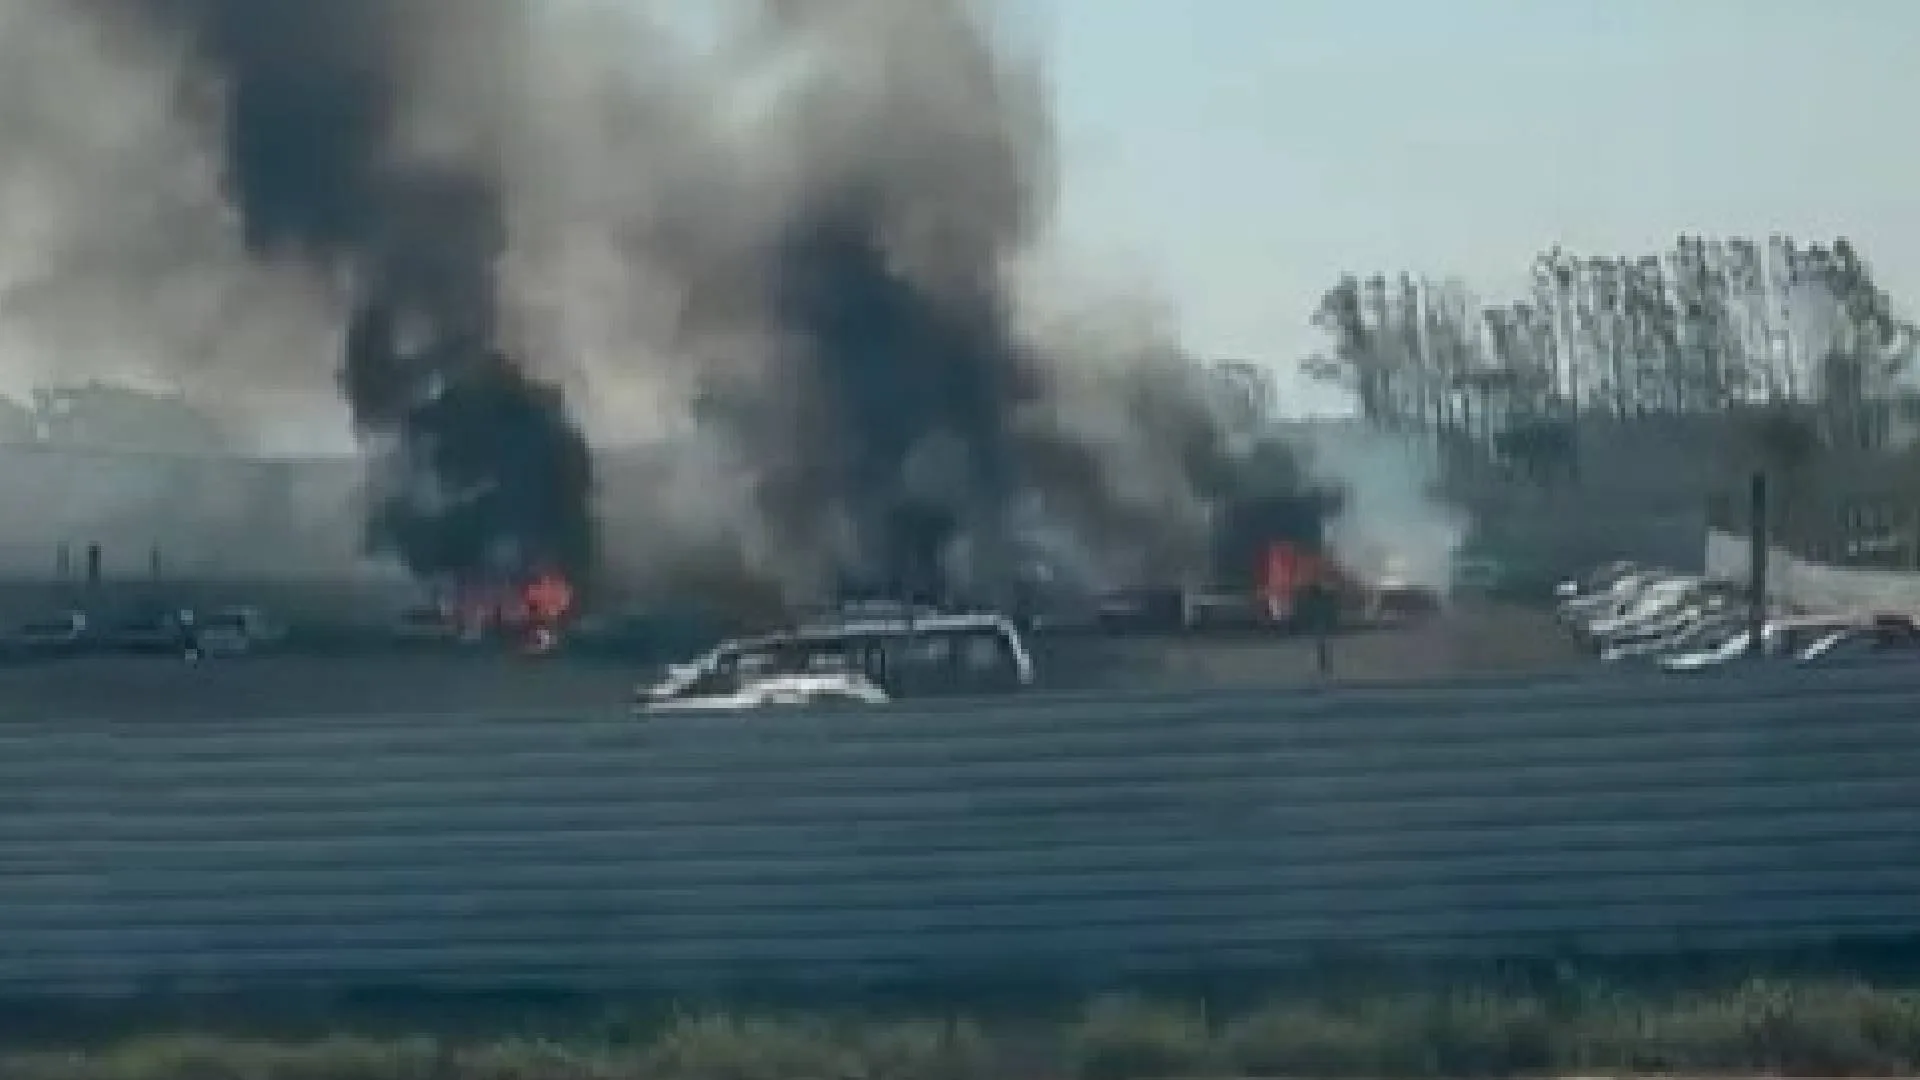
[5,668,1920,998]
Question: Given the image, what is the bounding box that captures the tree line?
[1305,236,1920,478]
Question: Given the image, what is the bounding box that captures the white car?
[1598,600,1731,662]
[1594,594,1707,648]
[1554,560,1639,601]
[636,608,1035,714]
[1560,569,1666,624]
[1629,612,1748,663]
[639,665,892,712]
[1660,617,1860,672]
[1797,619,1920,665]
[1584,576,1701,640]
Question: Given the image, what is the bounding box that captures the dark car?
[11,610,91,658]
[197,606,284,657]
[1797,617,1920,666]
[100,608,194,655]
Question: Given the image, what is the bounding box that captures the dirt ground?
[1040,601,1586,689]
[0,603,1584,723]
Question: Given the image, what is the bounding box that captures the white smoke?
[1296,420,1468,594]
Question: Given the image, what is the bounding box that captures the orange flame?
[519,570,574,654]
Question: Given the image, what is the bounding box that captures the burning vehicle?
[402,568,578,654]
[1093,489,1443,635]
[636,604,1035,713]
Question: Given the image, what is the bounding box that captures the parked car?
[1583,575,1703,642]
[1559,568,1667,626]
[10,610,90,658]
[1554,560,1640,601]
[197,605,285,657]
[1598,597,1738,662]
[1635,610,1756,664]
[1796,617,1920,666]
[391,603,461,644]
[637,608,1035,714]
[1660,616,1861,673]
[99,607,195,655]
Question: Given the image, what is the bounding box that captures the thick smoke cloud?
[85,0,595,585]
[0,0,342,447]
[681,0,1246,605]
[6,0,1306,610]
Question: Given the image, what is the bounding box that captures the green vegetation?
[13,978,1920,1079]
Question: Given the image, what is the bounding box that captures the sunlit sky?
[1032,0,1920,413]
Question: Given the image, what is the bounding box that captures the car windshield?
[1659,616,1729,651]
[1687,622,1747,654]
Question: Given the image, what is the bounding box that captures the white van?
[636,609,1036,713]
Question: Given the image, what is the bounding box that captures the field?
[9,975,1920,1078]
[0,604,1583,722]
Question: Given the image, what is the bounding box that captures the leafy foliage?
[17,979,1920,1079]
[1306,237,1920,474]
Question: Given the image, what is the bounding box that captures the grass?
[12,977,1920,1079]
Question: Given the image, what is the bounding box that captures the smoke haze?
[0,0,1305,607]
[1297,421,1467,595]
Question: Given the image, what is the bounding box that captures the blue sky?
[1034,0,1920,413]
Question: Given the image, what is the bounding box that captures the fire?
[434,570,575,654]
[520,570,574,654]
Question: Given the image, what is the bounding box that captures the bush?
[1218,993,1552,1078]
[15,978,1920,1080]
[8,1035,444,1080]
[1574,979,1920,1076]
[639,1014,849,1080]
[1069,995,1217,1080]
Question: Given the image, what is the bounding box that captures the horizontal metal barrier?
[4,668,1919,997]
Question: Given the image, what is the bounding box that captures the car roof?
[721,611,1017,653]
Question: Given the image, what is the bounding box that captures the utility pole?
[1747,472,1769,656]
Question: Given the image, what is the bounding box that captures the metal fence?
[5,667,1920,998]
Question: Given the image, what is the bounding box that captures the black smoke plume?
[31,0,1315,613]
[92,0,594,586]
[760,193,1029,602]
[688,1,1279,609]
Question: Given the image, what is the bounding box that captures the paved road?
[0,605,1585,722]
